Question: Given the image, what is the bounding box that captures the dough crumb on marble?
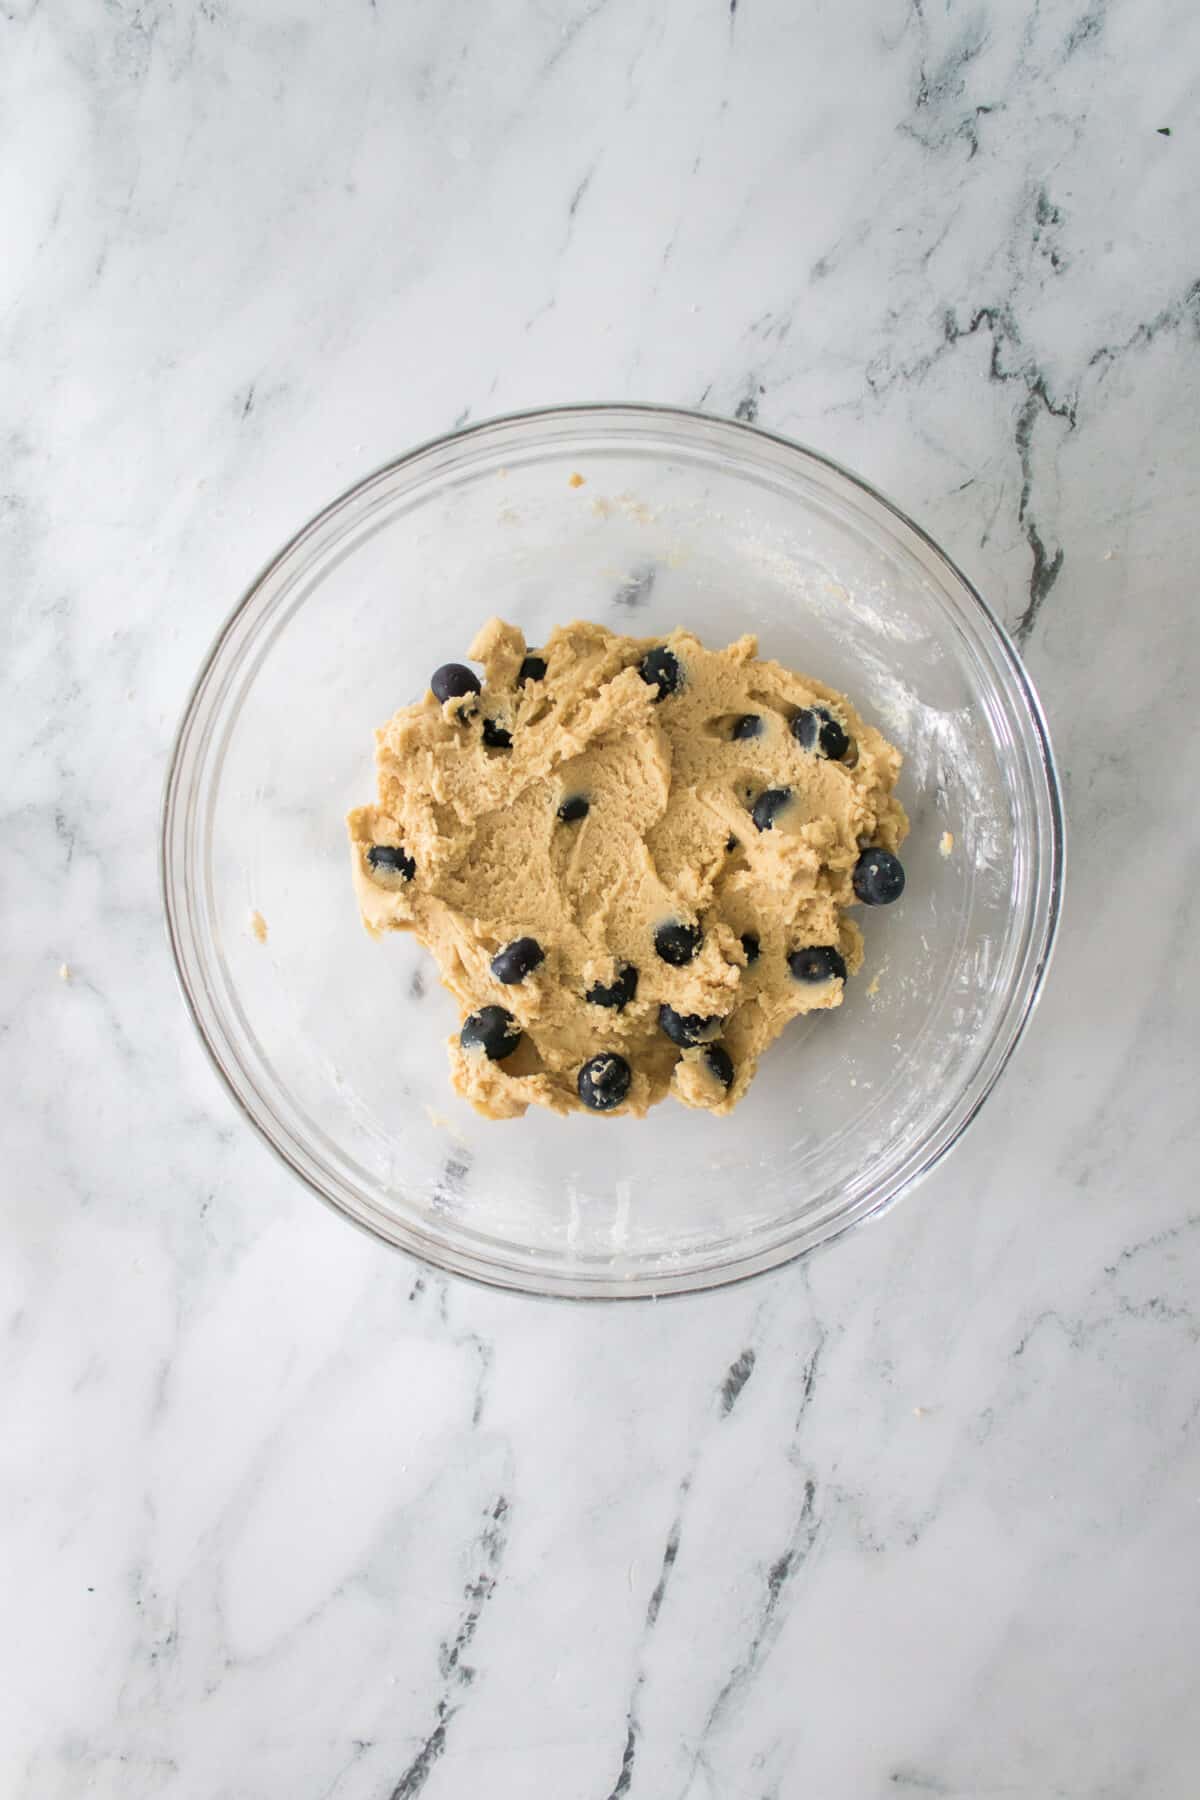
[939,830,955,857]
[249,909,269,944]
[348,618,907,1120]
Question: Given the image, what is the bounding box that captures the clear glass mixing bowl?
[161,406,1063,1297]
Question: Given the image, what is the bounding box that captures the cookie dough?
[348,619,907,1120]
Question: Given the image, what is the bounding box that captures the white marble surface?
[4,0,1199,1793]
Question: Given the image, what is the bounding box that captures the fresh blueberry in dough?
[518,654,547,685]
[659,1004,722,1047]
[431,663,481,703]
[732,713,762,740]
[638,646,682,700]
[791,706,849,761]
[558,794,590,823]
[491,937,545,984]
[751,787,792,832]
[703,1044,734,1089]
[482,718,513,749]
[585,964,638,1009]
[654,919,702,966]
[852,847,906,906]
[460,1006,522,1060]
[788,945,848,983]
[366,844,415,880]
[740,932,760,964]
[790,707,818,751]
[818,714,850,761]
[578,1052,632,1111]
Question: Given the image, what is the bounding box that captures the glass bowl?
[162,405,1063,1298]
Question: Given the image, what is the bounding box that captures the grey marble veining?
[3,0,1199,1795]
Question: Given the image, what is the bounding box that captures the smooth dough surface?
[348,619,907,1120]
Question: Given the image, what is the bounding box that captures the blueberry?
[853,847,906,906]
[578,1052,632,1111]
[654,919,702,966]
[703,1044,734,1089]
[726,835,740,853]
[732,714,762,740]
[491,937,544,984]
[751,787,792,832]
[460,1005,522,1060]
[431,663,481,704]
[558,794,590,823]
[659,1003,722,1047]
[740,932,760,964]
[638,646,682,700]
[791,706,849,760]
[790,708,818,751]
[366,844,415,880]
[518,653,547,686]
[482,718,513,749]
[819,716,850,760]
[585,964,638,1009]
[788,945,848,983]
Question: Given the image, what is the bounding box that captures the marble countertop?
[5,1,1199,1794]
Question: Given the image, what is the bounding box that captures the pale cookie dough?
[348,619,907,1120]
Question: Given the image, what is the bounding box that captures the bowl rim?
[160,401,1066,1300]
